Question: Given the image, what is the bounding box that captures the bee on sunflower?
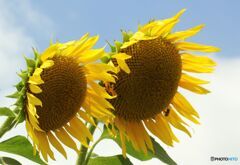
[104,9,220,157]
[2,33,130,161]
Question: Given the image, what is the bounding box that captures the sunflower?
[11,33,129,161]
[105,9,220,156]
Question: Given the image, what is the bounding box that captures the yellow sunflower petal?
[86,90,114,109]
[54,128,79,153]
[151,19,179,37]
[166,107,192,137]
[167,24,205,41]
[181,53,216,66]
[111,53,131,74]
[26,122,38,156]
[61,34,90,56]
[28,75,44,85]
[64,124,89,147]
[69,116,93,141]
[29,84,42,94]
[73,36,100,57]
[33,68,43,76]
[179,81,210,94]
[180,73,209,85]
[176,42,220,52]
[78,110,96,126]
[27,93,42,107]
[27,103,37,117]
[173,92,199,117]
[182,61,214,73]
[85,63,117,74]
[144,118,173,146]
[78,47,105,63]
[27,113,42,131]
[172,95,200,124]
[82,100,114,123]
[89,81,116,99]
[34,131,55,161]
[41,44,60,62]
[47,132,67,159]
[140,9,186,36]
[129,122,148,154]
[87,72,116,83]
[40,60,54,69]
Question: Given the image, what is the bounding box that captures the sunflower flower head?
[105,9,220,156]
[10,33,118,161]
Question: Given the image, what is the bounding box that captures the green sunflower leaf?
[0,107,15,117]
[0,136,46,165]
[0,156,22,165]
[88,155,133,165]
[101,128,176,165]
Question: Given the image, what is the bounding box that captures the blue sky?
[0,0,240,165]
[6,0,240,57]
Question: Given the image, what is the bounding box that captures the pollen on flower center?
[111,37,182,121]
[33,56,87,132]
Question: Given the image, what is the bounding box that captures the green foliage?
[101,127,177,165]
[0,157,22,165]
[0,136,46,165]
[88,155,133,165]
[1,51,41,128]
[0,107,15,117]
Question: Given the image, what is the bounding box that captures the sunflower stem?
[83,135,104,165]
[0,109,18,138]
[76,121,97,165]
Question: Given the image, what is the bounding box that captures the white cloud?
[166,57,240,165]
[0,0,53,102]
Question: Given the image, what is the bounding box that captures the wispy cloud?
[0,0,54,105]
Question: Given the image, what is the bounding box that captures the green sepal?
[17,71,28,82]
[106,41,116,53]
[121,30,134,43]
[6,91,20,99]
[13,108,25,126]
[32,48,39,60]
[24,56,36,68]
[101,54,111,64]
[14,96,24,107]
[114,41,123,53]
[15,81,24,92]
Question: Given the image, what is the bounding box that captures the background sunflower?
[105,9,219,157]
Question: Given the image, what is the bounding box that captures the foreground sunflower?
[105,9,220,156]
[9,33,129,161]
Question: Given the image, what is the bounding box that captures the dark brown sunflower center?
[34,56,87,132]
[110,37,182,121]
